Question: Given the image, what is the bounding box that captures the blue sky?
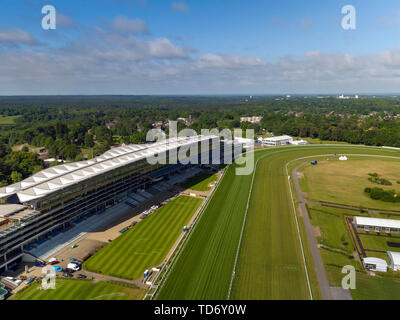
[1,0,400,94]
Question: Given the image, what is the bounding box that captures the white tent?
[387,251,400,271]
[363,257,388,272]
[339,155,348,161]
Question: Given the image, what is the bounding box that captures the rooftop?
[354,216,400,229]
[265,135,293,141]
[0,204,28,217]
[0,135,218,203]
[387,251,400,265]
[363,257,388,266]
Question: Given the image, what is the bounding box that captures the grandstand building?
[0,135,241,272]
[262,135,293,146]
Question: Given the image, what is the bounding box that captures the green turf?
[359,234,400,254]
[156,145,400,300]
[12,279,145,300]
[299,158,400,211]
[83,195,202,280]
[231,150,312,299]
[308,205,356,253]
[156,162,253,299]
[0,115,20,125]
[351,273,400,300]
[181,173,217,191]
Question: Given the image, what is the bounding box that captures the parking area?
[2,168,220,297]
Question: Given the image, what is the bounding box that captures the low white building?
[387,251,400,271]
[354,216,400,234]
[263,135,293,146]
[363,257,388,272]
[234,137,254,150]
[291,139,308,146]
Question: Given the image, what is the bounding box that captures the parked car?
[24,276,36,285]
[63,273,73,278]
[67,262,81,271]
[76,274,87,279]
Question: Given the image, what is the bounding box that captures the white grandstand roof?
[264,135,293,141]
[354,216,400,229]
[0,135,218,203]
[387,251,400,266]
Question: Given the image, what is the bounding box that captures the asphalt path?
[292,162,333,300]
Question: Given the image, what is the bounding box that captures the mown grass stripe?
[84,195,202,280]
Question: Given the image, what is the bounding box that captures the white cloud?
[171,2,189,12]
[112,16,150,35]
[2,23,400,94]
[57,14,77,28]
[0,28,41,47]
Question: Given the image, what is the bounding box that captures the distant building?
[240,116,263,124]
[263,135,293,146]
[177,116,196,126]
[106,120,117,129]
[338,94,359,100]
[291,139,308,146]
[152,121,164,130]
[234,137,254,150]
[388,251,400,271]
[363,257,388,272]
[354,216,400,233]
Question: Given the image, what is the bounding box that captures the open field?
[0,115,20,125]
[359,234,400,254]
[12,279,145,300]
[157,145,400,300]
[83,195,202,280]
[305,198,400,299]
[181,173,217,191]
[299,158,400,211]
[307,204,356,253]
[300,137,351,145]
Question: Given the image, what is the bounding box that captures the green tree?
[11,171,22,183]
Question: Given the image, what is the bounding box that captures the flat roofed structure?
[263,135,293,146]
[0,135,219,203]
[0,204,27,218]
[0,134,239,274]
[387,251,400,271]
[363,257,388,272]
[354,216,400,233]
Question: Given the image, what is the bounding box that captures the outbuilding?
[387,251,400,271]
[263,135,293,146]
[363,257,388,272]
[354,216,400,234]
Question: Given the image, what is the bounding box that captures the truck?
[310,160,318,165]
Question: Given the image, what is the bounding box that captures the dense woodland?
[0,95,399,187]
